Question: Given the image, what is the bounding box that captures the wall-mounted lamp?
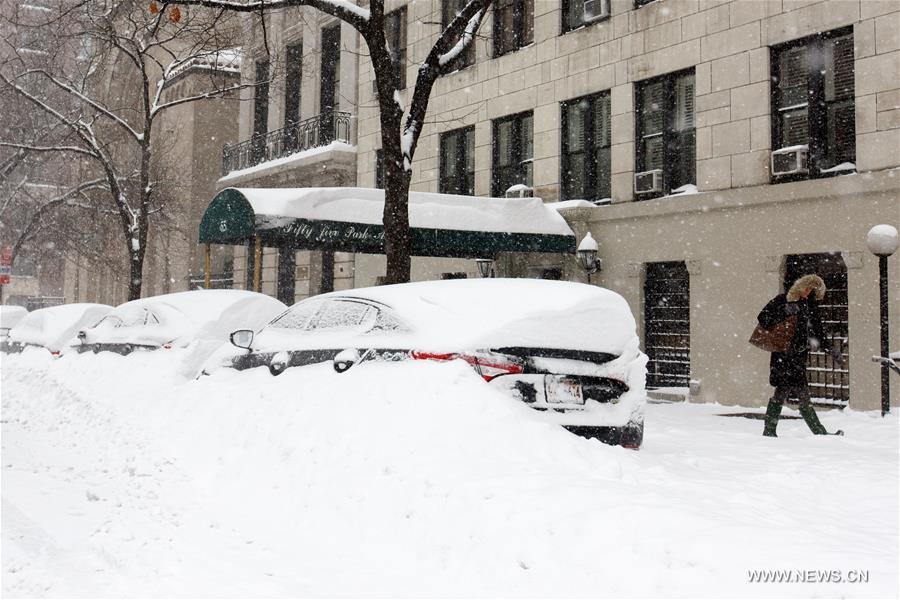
[475,257,494,278]
[576,232,600,284]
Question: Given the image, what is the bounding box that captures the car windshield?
[99,308,157,328]
[267,298,406,334]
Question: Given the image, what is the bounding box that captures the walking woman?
[757,274,845,437]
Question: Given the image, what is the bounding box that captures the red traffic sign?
[0,265,10,285]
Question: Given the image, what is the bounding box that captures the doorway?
[644,261,691,388]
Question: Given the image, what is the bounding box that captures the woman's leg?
[796,385,828,435]
[763,387,788,437]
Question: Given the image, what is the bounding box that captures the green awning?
[199,187,576,257]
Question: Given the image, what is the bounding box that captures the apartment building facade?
[223,0,899,410]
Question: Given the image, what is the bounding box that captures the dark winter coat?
[757,293,828,387]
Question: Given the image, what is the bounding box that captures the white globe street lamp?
[866,224,898,417]
[576,232,600,284]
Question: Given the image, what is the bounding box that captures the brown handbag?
[749,315,798,353]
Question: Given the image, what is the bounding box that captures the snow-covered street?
[2,349,898,598]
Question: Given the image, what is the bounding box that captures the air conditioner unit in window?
[505,185,534,198]
[771,145,809,176]
[634,169,663,195]
[583,0,611,22]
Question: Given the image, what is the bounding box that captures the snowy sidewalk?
[2,350,898,598]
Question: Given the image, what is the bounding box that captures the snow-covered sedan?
[215,279,647,447]
[72,290,287,356]
[1,305,28,348]
[5,303,111,355]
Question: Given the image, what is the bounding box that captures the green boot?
[763,399,783,437]
[799,403,828,435]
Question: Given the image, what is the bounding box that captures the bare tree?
[159,0,494,284]
[1,0,247,300]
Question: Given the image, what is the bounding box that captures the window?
[771,28,855,178]
[277,247,296,305]
[284,43,302,127]
[245,241,257,290]
[491,111,533,197]
[320,24,341,113]
[635,69,695,198]
[375,149,385,189]
[562,0,606,33]
[320,23,341,143]
[442,0,476,71]
[252,59,270,162]
[440,126,475,195]
[385,7,407,89]
[561,92,611,202]
[493,0,533,57]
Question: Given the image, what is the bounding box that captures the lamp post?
[475,257,494,278]
[866,224,898,417]
[576,232,600,284]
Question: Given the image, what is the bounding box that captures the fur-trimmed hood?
[787,274,827,302]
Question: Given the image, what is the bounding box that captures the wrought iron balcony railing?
[222,111,352,175]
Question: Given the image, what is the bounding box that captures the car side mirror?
[333,348,360,373]
[230,329,254,350]
[77,330,86,342]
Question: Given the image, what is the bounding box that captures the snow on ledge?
[219,141,356,182]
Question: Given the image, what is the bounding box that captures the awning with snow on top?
[199,187,576,257]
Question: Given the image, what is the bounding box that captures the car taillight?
[163,344,172,350]
[50,351,60,358]
[410,350,524,382]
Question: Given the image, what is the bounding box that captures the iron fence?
[222,111,352,174]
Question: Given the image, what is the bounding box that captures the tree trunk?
[383,169,411,284]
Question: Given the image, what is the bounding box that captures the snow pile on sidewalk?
[2,349,898,598]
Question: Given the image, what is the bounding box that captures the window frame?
[560,91,612,203]
[439,126,476,196]
[491,110,533,197]
[770,27,855,182]
[634,68,696,200]
[492,0,533,58]
[561,0,609,34]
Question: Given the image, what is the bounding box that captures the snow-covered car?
[72,290,287,355]
[214,279,648,447]
[1,305,28,348]
[5,303,111,355]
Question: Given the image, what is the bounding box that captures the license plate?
[545,376,584,405]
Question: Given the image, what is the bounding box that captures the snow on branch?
[438,9,483,67]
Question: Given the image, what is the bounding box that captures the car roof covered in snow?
[82,290,287,347]
[10,303,111,351]
[1,305,28,329]
[263,279,637,355]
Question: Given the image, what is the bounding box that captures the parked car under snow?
[212,279,648,447]
[5,303,111,355]
[71,290,287,356]
[1,305,28,347]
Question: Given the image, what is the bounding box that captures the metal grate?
[784,253,849,406]
[644,261,690,388]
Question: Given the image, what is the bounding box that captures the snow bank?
[2,351,897,598]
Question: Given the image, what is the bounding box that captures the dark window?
[634,0,655,6]
[440,126,475,195]
[561,91,611,202]
[442,0,476,71]
[491,111,533,196]
[385,7,407,89]
[493,0,533,57]
[771,28,855,179]
[320,23,341,147]
[375,149,385,189]
[284,43,302,127]
[644,261,690,388]
[252,60,270,163]
[635,69,695,198]
[562,0,608,33]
